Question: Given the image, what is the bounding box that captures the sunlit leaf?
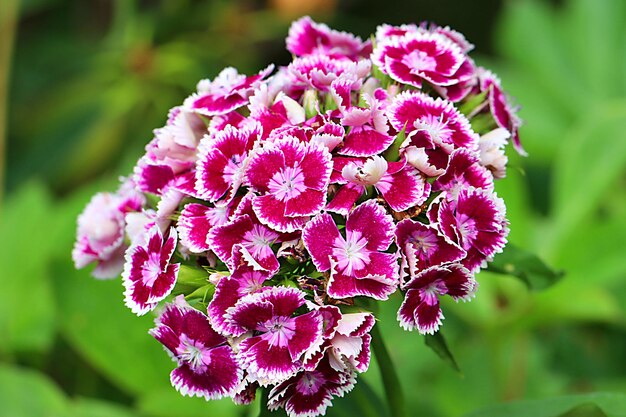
[424,332,462,374]
[0,365,68,417]
[137,388,243,417]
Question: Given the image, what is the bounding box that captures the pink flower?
[395,219,466,285]
[225,287,323,384]
[398,263,476,334]
[432,187,509,272]
[287,16,371,60]
[303,200,399,300]
[73,183,144,279]
[195,124,261,203]
[150,299,242,399]
[268,356,356,417]
[245,136,332,233]
[122,226,180,315]
[184,66,273,116]
[177,201,236,254]
[372,32,474,90]
[432,147,494,197]
[288,55,370,92]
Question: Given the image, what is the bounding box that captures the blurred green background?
[1,0,626,416]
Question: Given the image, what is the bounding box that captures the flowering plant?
[73,16,523,417]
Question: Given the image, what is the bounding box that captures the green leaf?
[70,398,138,417]
[0,365,69,417]
[487,244,563,291]
[463,392,626,417]
[371,324,407,417]
[332,378,389,417]
[0,182,57,354]
[557,403,608,417]
[137,388,243,417]
[52,260,172,396]
[424,331,462,374]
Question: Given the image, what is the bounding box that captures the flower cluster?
[73,17,521,417]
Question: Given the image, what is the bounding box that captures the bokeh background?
[2,0,626,416]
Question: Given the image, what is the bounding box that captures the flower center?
[222,153,245,185]
[177,334,210,371]
[332,230,370,276]
[295,370,325,395]
[414,114,453,148]
[242,224,279,259]
[141,252,162,287]
[267,165,306,201]
[408,229,438,258]
[259,316,297,348]
[456,213,477,248]
[419,280,447,305]
[403,50,438,73]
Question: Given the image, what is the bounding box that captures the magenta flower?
[479,69,526,156]
[184,66,273,116]
[268,356,356,417]
[122,226,180,315]
[398,263,476,334]
[245,136,332,233]
[288,55,370,92]
[177,201,235,254]
[287,16,371,60]
[303,200,399,300]
[196,124,261,203]
[207,245,272,336]
[372,32,474,90]
[150,299,242,399]
[395,219,466,285]
[225,286,323,384]
[327,156,430,214]
[432,147,494,196]
[433,187,509,272]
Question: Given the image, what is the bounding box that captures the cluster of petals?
[73,16,523,417]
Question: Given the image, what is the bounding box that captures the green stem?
[371,323,407,417]
[0,0,20,214]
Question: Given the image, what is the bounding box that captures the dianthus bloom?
[73,16,523,417]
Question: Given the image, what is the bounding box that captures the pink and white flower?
[177,202,235,254]
[372,31,474,90]
[150,299,242,399]
[303,200,399,300]
[432,187,509,272]
[245,137,332,233]
[287,16,371,60]
[395,219,466,285]
[432,147,494,197]
[184,66,273,116]
[225,287,323,384]
[398,263,476,334]
[195,123,261,203]
[122,226,180,315]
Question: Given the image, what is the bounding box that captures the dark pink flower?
[184,66,273,116]
[395,219,466,285]
[327,156,429,214]
[122,226,180,315]
[479,69,525,156]
[267,356,356,417]
[207,245,272,336]
[433,187,509,272]
[195,124,261,203]
[303,200,399,300]
[372,32,473,89]
[287,16,371,60]
[149,299,242,399]
[245,137,332,233]
[177,202,236,254]
[225,287,323,384]
[432,147,494,197]
[398,263,476,334]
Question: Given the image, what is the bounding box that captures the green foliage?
[424,332,461,374]
[487,244,563,291]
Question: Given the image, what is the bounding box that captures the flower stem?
[371,323,407,417]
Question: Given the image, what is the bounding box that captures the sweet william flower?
[150,298,243,399]
[122,226,180,315]
[303,200,399,300]
[224,286,323,385]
